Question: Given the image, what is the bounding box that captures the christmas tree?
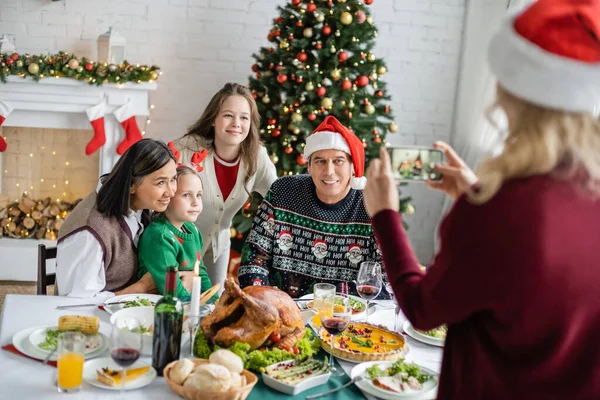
[230,0,413,244]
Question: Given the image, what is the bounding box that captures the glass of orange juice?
[57,331,86,393]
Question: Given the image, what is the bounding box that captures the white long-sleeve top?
[56,204,144,299]
[176,138,277,262]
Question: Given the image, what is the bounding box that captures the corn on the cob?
[58,315,100,335]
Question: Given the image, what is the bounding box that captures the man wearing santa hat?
[238,116,389,299]
[364,0,600,398]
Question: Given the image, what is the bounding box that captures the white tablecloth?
[0,295,442,399]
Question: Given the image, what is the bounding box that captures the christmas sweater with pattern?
[238,174,388,299]
[138,214,215,301]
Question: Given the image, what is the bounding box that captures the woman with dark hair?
[173,83,277,293]
[56,139,178,298]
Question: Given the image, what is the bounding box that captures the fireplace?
[0,76,156,281]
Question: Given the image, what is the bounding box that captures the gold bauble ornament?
[330,45,336,53]
[230,227,237,238]
[67,59,79,69]
[306,82,315,91]
[288,123,296,131]
[291,113,303,122]
[365,104,375,114]
[388,122,398,133]
[405,204,415,216]
[264,70,273,77]
[372,82,378,89]
[279,40,290,49]
[27,63,39,74]
[321,97,333,109]
[293,127,300,134]
[370,72,378,80]
[270,154,279,164]
[377,66,387,75]
[262,95,271,104]
[340,11,353,25]
[335,30,341,37]
[330,68,341,81]
[367,53,376,62]
[303,27,313,38]
[150,71,159,80]
[352,84,358,91]
[316,13,325,22]
[348,99,355,108]
[367,16,373,24]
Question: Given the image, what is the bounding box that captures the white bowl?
[262,359,331,395]
[109,306,155,356]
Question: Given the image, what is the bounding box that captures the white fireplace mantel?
[0,76,157,281]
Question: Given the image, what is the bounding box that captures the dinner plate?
[351,360,438,400]
[103,294,163,315]
[12,325,108,362]
[298,293,371,321]
[402,322,444,348]
[28,326,105,355]
[83,357,156,390]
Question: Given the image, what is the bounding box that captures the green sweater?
[138,214,215,302]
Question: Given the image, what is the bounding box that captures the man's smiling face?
[307,149,352,204]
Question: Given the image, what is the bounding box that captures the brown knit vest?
[58,191,138,292]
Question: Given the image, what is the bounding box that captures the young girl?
[174,83,277,293]
[137,164,215,301]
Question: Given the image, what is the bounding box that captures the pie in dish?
[318,323,408,362]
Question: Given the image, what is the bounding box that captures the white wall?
[0,0,466,263]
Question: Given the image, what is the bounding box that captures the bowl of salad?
[110,306,155,355]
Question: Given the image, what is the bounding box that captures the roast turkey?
[201,278,305,350]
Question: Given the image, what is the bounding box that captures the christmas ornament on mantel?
[0,193,80,240]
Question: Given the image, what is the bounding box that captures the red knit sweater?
[372,175,600,400]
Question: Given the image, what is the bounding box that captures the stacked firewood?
[0,193,81,240]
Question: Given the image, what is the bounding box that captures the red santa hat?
[313,239,327,247]
[303,116,366,190]
[279,230,292,239]
[488,0,600,114]
[348,243,361,252]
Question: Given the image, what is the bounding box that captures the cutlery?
[55,303,102,309]
[305,376,364,399]
[42,347,56,365]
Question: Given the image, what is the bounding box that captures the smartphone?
[388,146,444,181]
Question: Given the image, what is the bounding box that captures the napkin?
[2,344,57,367]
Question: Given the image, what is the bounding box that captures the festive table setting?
[0,282,443,399]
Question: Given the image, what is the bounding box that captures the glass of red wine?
[357,261,382,323]
[110,316,142,396]
[320,293,352,376]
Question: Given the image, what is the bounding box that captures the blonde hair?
[184,83,261,195]
[468,86,600,204]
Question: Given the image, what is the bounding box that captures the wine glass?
[357,261,382,323]
[320,293,352,376]
[110,316,142,396]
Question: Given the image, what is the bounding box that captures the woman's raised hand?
[364,146,399,216]
[426,141,478,200]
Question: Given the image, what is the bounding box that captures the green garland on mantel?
[0,51,160,86]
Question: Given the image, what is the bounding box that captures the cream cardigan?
[174,136,277,262]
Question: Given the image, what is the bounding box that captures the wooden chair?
[37,244,57,295]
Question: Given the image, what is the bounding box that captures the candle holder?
[187,304,211,357]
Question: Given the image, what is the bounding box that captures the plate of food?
[28,327,105,355]
[83,357,157,390]
[262,357,331,395]
[318,322,408,364]
[351,359,438,400]
[103,294,162,315]
[299,294,369,320]
[403,321,446,348]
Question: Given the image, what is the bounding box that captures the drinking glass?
[320,293,352,376]
[187,304,211,357]
[357,261,382,323]
[110,316,142,396]
[56,331,86,393]
[384,281,402,332]
[313,283,336,371]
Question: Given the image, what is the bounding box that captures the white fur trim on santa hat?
[351,176,367,190]
[489,14,600,113]
[303,130,351,160]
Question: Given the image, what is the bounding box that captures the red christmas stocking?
[85,102,106,155]
[0,101,14,152]
[114,101,142,155]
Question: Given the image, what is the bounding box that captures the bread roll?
[228,370,244,390]
[185,364,232,392]
[169,359,195,385]
[209,349,244,374]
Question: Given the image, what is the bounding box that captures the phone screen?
[389,147,444,181]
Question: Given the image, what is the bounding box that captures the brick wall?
[0,0,466,262]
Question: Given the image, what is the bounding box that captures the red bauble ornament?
[276,17,284,23]
[384,105,390,114]
[322,25,331,36]
[315,86,326,97]
[364,0,374,4]
[10,53,19,61]
[296,21,303,27]
[256,72,262,78]
[251,64,259,72]
[355,75,369,87]
[328,1,333,6]
[376,90,383,97]
[288,34,294,40]
[6,58,14,66]
[236,232,243,239]
[292,0,301,5]
[296,51,307,62]
[308,113,317,121]
[252,92,258,99]
[360,53,366,60]
[268,47,274,52]
[85,62,94,71]
[341,79,352,90]
[372,129,379,135]
[268,118,277,125]
[363,141,368,148]
[277,74,288,84]
[297,155,307,166]
[270,64,276,70]
[307,3,317,12]
[315,43,322,49]
[272,129,281,137]
[285,146,293,154]
[297,77,303,83]
[374,136,382,143]
[338,51,348,62]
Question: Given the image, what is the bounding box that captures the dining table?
[0,294,443,399]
